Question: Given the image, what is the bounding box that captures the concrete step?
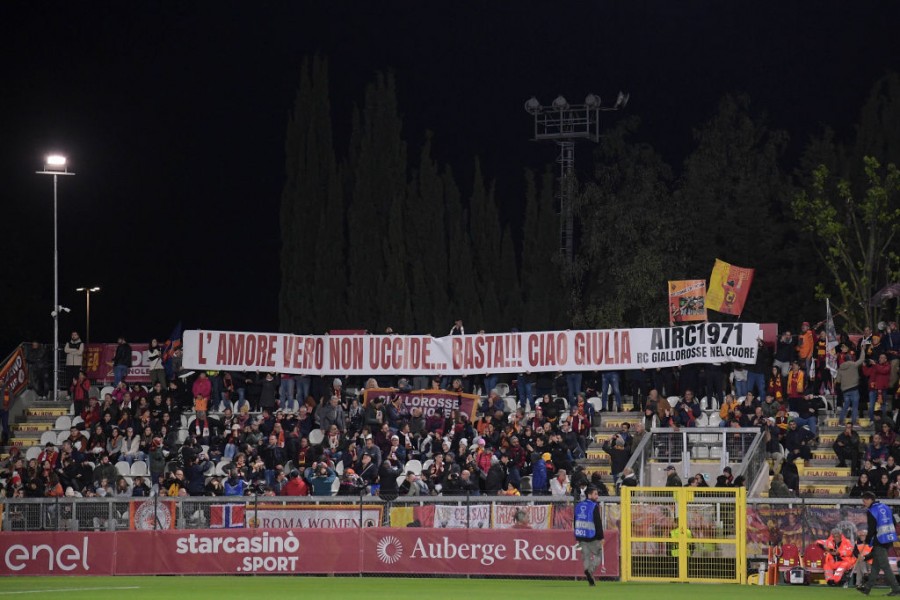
[583,465,612,477]
[24,407,69,418]
[585,451,611,462]
[799,483,851,496]
[798,465,852,477]
[825,417,872,428]
[12,422,53,432]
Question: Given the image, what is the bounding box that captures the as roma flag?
[707,259,755,317]
[667,280,707,325]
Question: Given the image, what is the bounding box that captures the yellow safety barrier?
[620,486,746,583]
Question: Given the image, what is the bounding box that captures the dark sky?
[2,1,898,345]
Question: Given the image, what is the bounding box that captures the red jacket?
[280,477,309,496]
[192,377,212,399]
[863,362,891,390]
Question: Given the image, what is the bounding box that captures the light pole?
[524,92,629,265]
[76,286,100,343]
[37,155,75,403]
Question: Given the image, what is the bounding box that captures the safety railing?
[0,494,620,533]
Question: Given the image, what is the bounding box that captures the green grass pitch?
[0,577,855,599]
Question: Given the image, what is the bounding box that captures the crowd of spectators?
[2,320,899,503]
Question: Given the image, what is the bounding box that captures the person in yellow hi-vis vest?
[669,525,693,557]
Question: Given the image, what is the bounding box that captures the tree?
[279,56,338,333]
[792,156,900,331]
[520,169,561,330]
[575,117,680,327]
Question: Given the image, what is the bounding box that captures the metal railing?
[0,494,619,532]
[622,428,764,487]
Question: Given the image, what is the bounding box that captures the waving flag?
[707,259,754,317]
[162,322,183,380]
[825,299,838,378]
[668,280,707,325]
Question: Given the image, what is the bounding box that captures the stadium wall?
[0,527,620,577]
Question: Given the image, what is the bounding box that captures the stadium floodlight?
[551,95,569,110]
[584,94,601,108]
[524,97,542,115]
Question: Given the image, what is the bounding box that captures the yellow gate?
[620,486,746,583]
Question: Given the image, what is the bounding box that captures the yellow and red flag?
[668,280,707,325]
[707,259,755,316]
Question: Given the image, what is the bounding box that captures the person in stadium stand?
[26,341,50,399]
[797,321,815,372]
[550,468,569,496]
[602,433,629,483]
[838,344,867,425]
[280,469,309,496]
[834,423,863,474]
[859,491,900,595]
[574,485,605,586]
[674,390,701,427]
[664,464,682,487]
[863,353,892,421]
[63,331,85,389]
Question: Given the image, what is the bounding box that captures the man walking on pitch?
[575,485,605,586]
[859,491,900,596]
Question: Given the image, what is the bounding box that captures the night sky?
[2,1,898,346]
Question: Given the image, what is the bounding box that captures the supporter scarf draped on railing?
[183,323,761,376]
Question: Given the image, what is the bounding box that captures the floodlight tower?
[524,92,629,265]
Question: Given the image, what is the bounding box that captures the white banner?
[182,323,760,376]
[491,504,553,529]
[250,506,382,529]
[433,504,491,529]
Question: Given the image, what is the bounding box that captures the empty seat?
[40,431,58,446]
[405,459,423,475]
[130,461,150,476]
[25,446,42,461]
[57,431,69,445]
[99,386,114,400]
[54,415,72,430]
[115,461,131,477]
[71,415,84,427]
[308,428,324,446]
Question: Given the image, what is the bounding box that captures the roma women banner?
[667,280,707,324]
[183,323,760,376]
[707,259,755,317]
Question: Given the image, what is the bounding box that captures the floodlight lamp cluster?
[524,91,629,114]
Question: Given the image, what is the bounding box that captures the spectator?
[784,419,815,464]
[26,341,50,400]
[602,434,630,483]
[773,330,796,377]
[550,468,569,497]
[863,353,892,421]
[768,473,792,497]
[836,345,866,425]
[316,394,346,434]
[192,373,211,420]
[664,465,682,487]
[131,475,151,497]
[797,321,815,372]
[307,462,336,496]
[850,472,873,498]
[833,423,861,474]
[64,331,85,388]
[601,370,623,412]
[70,371,92,417]
[147,339,167,389]
[866,434,889,467]
[674,390,701,427]
[109,337,132,386]
[281,469,309,496]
